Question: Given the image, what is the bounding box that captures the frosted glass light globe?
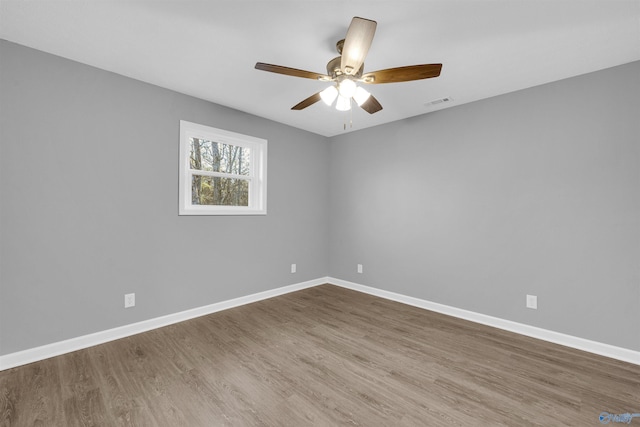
[320,86,338,106]
[353,86,371,106]
[336,95,352,111]
[338,79,357,98]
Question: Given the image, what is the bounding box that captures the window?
[179,120,267,215]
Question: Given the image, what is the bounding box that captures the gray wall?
[329,61,640,351]
[2,39,638,356]
[0,40,329,355]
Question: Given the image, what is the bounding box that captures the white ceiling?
[1,1,639,137]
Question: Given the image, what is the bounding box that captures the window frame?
[179,120,267,215]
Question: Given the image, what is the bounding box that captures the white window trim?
[179,120,267,215]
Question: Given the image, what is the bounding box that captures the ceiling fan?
[255,17,442,115]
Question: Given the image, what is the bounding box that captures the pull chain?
[350,100,353,129]
[343,99,354,130]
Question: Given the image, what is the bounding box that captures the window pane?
[190,138,251,176]
[191,175,249,206]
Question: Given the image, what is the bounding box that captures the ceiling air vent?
[425,97,452,107]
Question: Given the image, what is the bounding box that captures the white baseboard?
[2,276,638,370]
[0,278,327,371]
[327,277,640,366]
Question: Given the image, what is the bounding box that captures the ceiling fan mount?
[255,17,442,115]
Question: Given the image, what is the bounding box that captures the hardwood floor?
[1,284,638,426]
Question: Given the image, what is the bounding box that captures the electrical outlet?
[357,264,363,274]
[124,293,135,308]
[526,294,537,310]
[291,263,296,273]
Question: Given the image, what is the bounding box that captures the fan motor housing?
[326,56,364,79]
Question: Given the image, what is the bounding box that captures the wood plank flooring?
[1,284,638,426]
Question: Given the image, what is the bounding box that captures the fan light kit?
[321,80,371,111]
[255,17,442,123]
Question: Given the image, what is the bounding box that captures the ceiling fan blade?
[255,63,330,81]
[291,92,322,110]
[340,17,377,76]
[361,64,442,84]
[358,94,383,114]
